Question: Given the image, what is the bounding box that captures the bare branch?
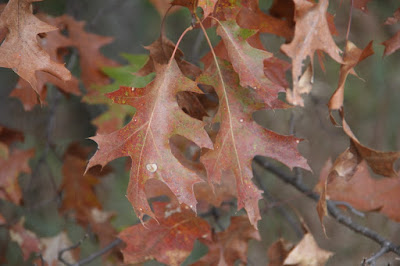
[362,242,390,266]
[254,157,400,263]
[72,238,123,266]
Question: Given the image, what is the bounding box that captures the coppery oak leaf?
[8,14,80,111]
[342,117,400,177]
[119,202,211,266]
[60,144,110,225]
[198,60,310,227]
[194,216,261,265]
[52,15,119,90]
[316,159,400,222]
[0,149,34,204]
[328,41,373,115]
[281,0,342,106]
[87,59,213,221]
[236,2,293,40]
[383,8,400,56]
[0,0,71,96]
[137,36,201,79]
[216,20,287,107]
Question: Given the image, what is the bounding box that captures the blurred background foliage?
[0,0,399,265]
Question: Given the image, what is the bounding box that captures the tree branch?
[58,235,123,266]
[254,157,400,264]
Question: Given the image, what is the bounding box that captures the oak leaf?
[283,233,333,266]
[86,54,154,134]
[87,59,213,221]
[328,41,373,116]
[137,36,201,79]
[216,20,287,107]
[9,14,80,110]
[118,202,211,266]
[0,0,71,96]
[0,148,34,204]
[316,159,400,222]
[198,60,310,227]
[52,15,119,90]
[236,1,293,40]
[383,8,400,56]
[281,0,342,106]
[194,216,261,265]
[59,144,110,225]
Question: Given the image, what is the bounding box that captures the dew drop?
[139,208,143,211]
[131,87,135,92]
[239,119,244,123]
[254,86,257,90]
[189,205,193,209]
[296,140,300,144]
[146,163,157,172]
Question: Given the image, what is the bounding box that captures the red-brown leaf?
[328,41,373,114]
[194,216,260,265]
[0,0,71,96]
[60,144,110,225]
[216,20,287,107]
[198,61,310,227]
[317,159,400,222]
[119,202,211,266]
[0,149,34,204]
[87,60,213,221]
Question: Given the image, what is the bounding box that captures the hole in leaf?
[169,135,206,179]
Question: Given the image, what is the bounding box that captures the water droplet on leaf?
[146,163,157,172]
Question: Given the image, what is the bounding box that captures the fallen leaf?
[281,0,342,106]
[382,8,400,56]
[198,60,310,227]
[119,202,211,266]
[384,8,400,25]
[0,0,71,96]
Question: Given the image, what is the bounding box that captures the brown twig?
[254,157,400,265]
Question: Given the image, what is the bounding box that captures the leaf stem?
[167,25,193,67]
